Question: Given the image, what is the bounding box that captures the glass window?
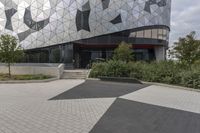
[158,35,163,40]
[64,44,73,63]
[134,49,150,61]
[132,28,169,40]
[136,31,144,38]
[152,29,158,39]
[106,51,113,58]
[158,29,163,34]
[162,30,168,40]
[39,51,49,63]
[91,51,102,60]
[163,29,167,36]
[158,29,163,40]
[50,48,61,63]
[162,36,167,40]
[129,32,136,37]
[144,30,152,38]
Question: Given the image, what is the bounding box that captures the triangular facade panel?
[0,0,171,49]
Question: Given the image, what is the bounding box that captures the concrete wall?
[155,46,166,61]
[0,63,64,79]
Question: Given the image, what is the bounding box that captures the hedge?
[89,60,200,89]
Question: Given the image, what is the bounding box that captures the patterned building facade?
[0,0,171,68]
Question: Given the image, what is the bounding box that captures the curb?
[87,78,100,80]
[98,76,142,84]
[87,78,200,93]
[141,81,200,93]
[0,78,59,84]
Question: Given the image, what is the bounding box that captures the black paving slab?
[90,98,200,133]
[50,80,149,100]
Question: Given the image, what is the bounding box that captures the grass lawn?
[0,74,53,81]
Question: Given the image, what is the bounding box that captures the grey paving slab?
[90,98,200,133]
[121,85,200,114]
[0,98,115,133]
[50,80,149,100]
[0,80,200,133]
[0,80,116,133]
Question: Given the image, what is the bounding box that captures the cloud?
[170,0,200,46]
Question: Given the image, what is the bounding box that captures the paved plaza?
[0,80,200,133]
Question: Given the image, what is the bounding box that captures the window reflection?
[144,30,152,38]
[129,28,169,41]
[136,31,144,38]
[152,29,158,39]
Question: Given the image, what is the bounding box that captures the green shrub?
[179,68,200,89]
[106,60,130,77]
[89,62,107,78]
[113,42,134,62]
[128,61,181,84]
[90,60,200,89]
[90,60,130,78]
[128,61,145,79]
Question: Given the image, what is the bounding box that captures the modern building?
[0,0,171,68]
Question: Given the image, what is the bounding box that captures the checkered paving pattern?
[0,80,200,133]
[0,80,115,133]
[121,85,200,114]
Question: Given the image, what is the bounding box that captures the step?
[61,69,89,79]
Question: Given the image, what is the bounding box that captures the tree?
[0,34,24,78]
[170,31,200,65]
[113,42,134,62]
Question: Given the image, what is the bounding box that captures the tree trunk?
[8,62,11,79]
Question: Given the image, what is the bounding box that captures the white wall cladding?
[0,0,171,49]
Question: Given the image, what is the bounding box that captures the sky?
[170,0,200,47]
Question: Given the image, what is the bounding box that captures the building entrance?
[73,44,114,68]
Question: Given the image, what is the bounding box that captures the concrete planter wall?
[0,63,65,79]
